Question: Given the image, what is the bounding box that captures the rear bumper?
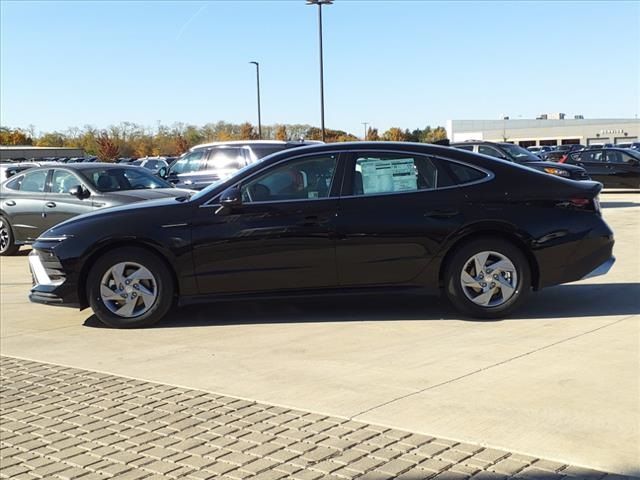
[581,256,615,280]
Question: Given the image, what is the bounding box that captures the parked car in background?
[0,163,194,255]
[615,141,640,151]
[164,140,323,190]
[0,161,41,181]
[561,148,640,189]
[132,157,169,175]
[450,141,589,180]
[555,144,585,153]
[586,143,614,150]
[27,142,614,328]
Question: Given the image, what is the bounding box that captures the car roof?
[190,140,323,151]
[450,140,502,147]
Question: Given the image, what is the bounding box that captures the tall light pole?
[307,0,332,142]
[362,122,369,141]
[249,61,262,139]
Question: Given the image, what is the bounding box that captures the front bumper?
[28,250,80,308]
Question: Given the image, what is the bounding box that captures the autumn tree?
[35,132,66,147]
[366,127,379,141]
[174,135,189,155]
[274,125,288,141]
[0,127,33,145]
[95,132,120,162]
[238,122,258,140]
[382,127,408,142]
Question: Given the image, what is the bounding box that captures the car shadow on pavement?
[600,201,640,208]
[83,282,640,329]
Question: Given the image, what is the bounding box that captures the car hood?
[43,191,195,237]
[101,188,194,202]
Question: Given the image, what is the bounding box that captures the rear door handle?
[45,202,57,208]
[5,200,16,206]
[425,209,458,219]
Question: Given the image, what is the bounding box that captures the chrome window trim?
[199,148,494,207]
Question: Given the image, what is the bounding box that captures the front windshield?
[500,144,540,163]
[82,167,173,192]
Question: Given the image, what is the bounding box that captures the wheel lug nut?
[486,268,492,274]
[131,292,137,298]
[125,280,131,285]
[493,274,499,279]
[481,282,487,287]
[490,282,496,288]
[133,284,139,290]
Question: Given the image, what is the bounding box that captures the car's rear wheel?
[0,216,19,256]
[87,247,175,328]
[444,238,531,319]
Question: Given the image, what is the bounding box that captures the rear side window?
[478,145,503,158]
[206,148,247,171]
[454,145,474,151]
[252,146,285,159]
[19,170,49,192]
[352,153,456,196]
[447,162,488,184]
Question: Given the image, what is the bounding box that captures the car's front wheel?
[0,216,19,256]
[444,238,531,319]
[87,247,175,328]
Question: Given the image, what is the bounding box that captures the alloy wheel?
[100,262,158,318]
[0,219,10,253]
[460,251,518,307]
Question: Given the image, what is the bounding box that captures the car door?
[42,168,95,231]
[334,151,467,287]
[577,150,609,185]
[191,152,342,294]
[1,169,51,241]
[604,150,639,189]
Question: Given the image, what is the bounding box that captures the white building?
[446,117,640,148]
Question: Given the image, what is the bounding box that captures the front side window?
[622,151,640,163]
[499,144,540,163]
[478,145,503,159]
[582,151,604,162]
[51,170,81,194]
[241,155,337,203]
[605,151,622,163]
[83,168,172,192]
[19,170,49,193]
[352,153,456,196]
[169,150,205,175]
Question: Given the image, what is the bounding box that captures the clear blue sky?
[1,0,639,136]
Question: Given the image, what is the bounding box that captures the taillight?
[570,198,590,207]
[556,197,597,212]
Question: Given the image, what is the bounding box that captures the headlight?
[543,167,570,177]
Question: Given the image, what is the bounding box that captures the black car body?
[450,141,589,180]
[561,148,640,189]
[28,142,614,328]
[0,163,194,255]
[165,140,323,190]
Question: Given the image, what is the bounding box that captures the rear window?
[447,162,489,184]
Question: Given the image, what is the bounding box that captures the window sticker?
[359,158,417,194]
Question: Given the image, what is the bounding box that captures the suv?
[450,141,589,180]
[563,148,640,189]
[132,157,169,175]
[164,140,322,190]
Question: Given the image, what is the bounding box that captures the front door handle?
[299,215,319,227]
[424,209,458,219]
[45,202,57,208]
[5,200,16,206]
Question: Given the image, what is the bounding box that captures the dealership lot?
[1,192,638,476]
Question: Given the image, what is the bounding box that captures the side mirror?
[216,186,242,215]
[157,166,168,179]
[69,185,89,199]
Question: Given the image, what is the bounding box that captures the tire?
[87,247,175,328]
[444,237,531,319]
[0,216,20,256]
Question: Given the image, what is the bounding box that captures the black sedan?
[0,163,194,255]
[28,142,614,328]
[560,148,640,189]
[450,141,589,180]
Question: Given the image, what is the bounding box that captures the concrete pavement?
[1,192,638,476]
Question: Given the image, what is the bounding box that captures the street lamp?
[249,61,262,139]
[306,0,333,142]
[362,122,369,141]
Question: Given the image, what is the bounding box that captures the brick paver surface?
[0,356,632,480]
